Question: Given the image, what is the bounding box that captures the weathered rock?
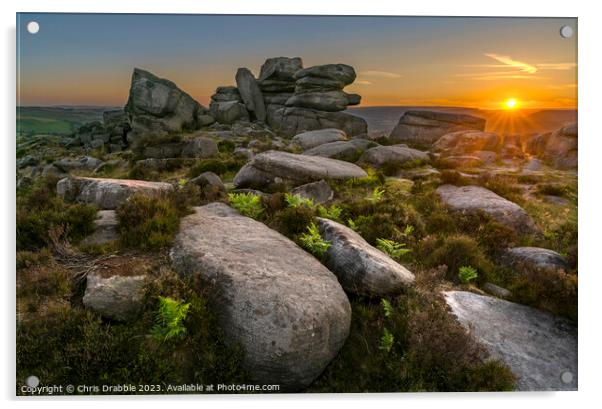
[170,203,351,390]
[303,139,375,162]
[210,86,242,102]
[83,272,146,321]
[472,150,498,164]
[389,111,486,148]
[42,164,68,178]
[17,155,38,169]
[141,143,184,159]
[82,210,119,246]
[501,247,569,275]
[190,171,225,193]
[290,180,333,205]
[357,145,429,169]
[181,136,218,159]
[233,150,367,189]
[210,100,250,124]
[444,291,577,391]
[317,218,415,296]
[295,76,345,93]
[57,177,172,210]
[267,106,367,137]
[285,91,354,112]
[291,128,348,150]
[522,158,544,172]
[436,185,538,234]
[263,92,294,105]
[258,57,303,83]
[483,282,512,298]
[125,68,206,143]
[526,123,577,169]
[235,68,266,122]
[293,64,356,86]
[438,155,484,168]
[433,130,501,156]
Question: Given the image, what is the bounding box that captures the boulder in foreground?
[318,218,415,296]
[57,176,172,210]
[170,203,351,391]
[233,150,367,189]
[443,291,577,391]
[436,184,538,234]
[83,271,147,322]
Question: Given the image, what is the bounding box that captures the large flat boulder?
[170,203,351,391]
[303,139,375,162]
[436,185,538,234]
[233,150,367,189]
[291,128,347,150]
[267,106,367,137]
[357,145,429,169]
[443,291,577,391]
[57,177,172,210]
[318,218,415,295]
[389,110,486,148]
[125,68,208,144]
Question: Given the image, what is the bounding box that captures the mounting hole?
[27,21,40,34]
[560,25,573,39]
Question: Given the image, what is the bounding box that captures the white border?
[3,1,601,408]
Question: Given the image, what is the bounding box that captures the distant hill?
[347,106,577,136]
[17,106,118,135]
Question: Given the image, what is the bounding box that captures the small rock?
[190,171,225,193]
[357,145,429,169]
[83,272,146,321]
[501,247,569,275]
[291,128,347,150]
[81,210,119,246]
[290,180,333,205]
[483,282,512,298]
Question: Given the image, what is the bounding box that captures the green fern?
[347,218,359,231]
[228,192,264,219]
[317,204,342,220]
[379,328,394,353]
[299,222,331,257]
[368,187,385,203]
[376,238,411,260]
[458,265,478,284]
[284,193,314,208]
[150,296,190,343]
[381,298,393,318]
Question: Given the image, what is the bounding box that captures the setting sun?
[504,98,519,110]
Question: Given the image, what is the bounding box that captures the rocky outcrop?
[267,106,367,137]
[303,139,375,162]
[140,136,218,160]
[53,156,104,173]
[357,145,429,169]
[526,123,577,169]
[233,150,367,189]
[285,64,360,112]
[235,68,266,122]
[436,185,538,234]
[83,272,147,321]
[389,111,486,148]
[501,247,569,275]
[125,68,210,144]
[290,180,334,205]
[57,177,172,210]
[170,203,351,391]
[81,210,119,246]
[444,291,577,391]
[291,128,347,150]
[317,218,415,296]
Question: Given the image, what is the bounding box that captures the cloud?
[483,53,538,73]
[359,70,402,79]
[354,79,373,85]
[537,63,577,70]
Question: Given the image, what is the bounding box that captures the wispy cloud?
[359,70,402,79]
[537,63,577,70]
[354,79,373,85]
[483,53,538,73]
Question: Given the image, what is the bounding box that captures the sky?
[16,14,577,110]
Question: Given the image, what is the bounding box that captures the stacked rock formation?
[258,57,302,107]
[526,122,577,169]
[209,86,249,125]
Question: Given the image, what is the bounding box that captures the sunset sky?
[17,14,577,110]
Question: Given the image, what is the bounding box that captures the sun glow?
[504,98,519,110]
